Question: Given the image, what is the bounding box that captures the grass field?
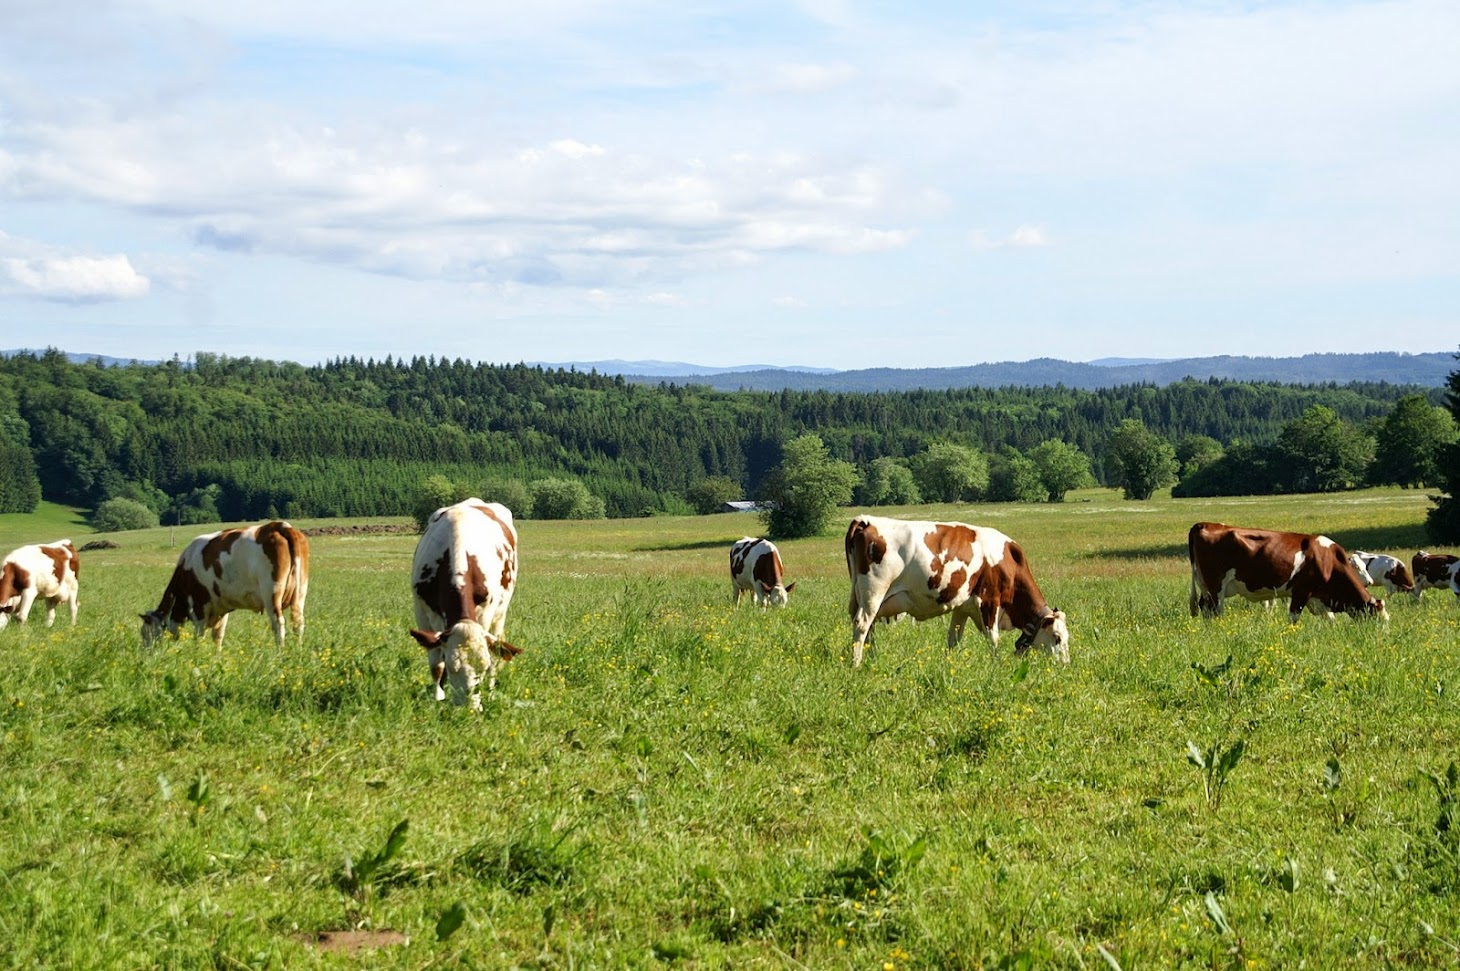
[2,487,1459,968]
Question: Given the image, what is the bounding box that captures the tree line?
[0,348,1455,540]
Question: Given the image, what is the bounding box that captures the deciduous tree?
[1107,420,1178,500]
[759,434,858,538]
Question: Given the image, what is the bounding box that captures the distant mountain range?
[618,351,1457,392]
[6,348,1454,391]
[527,358,838,376]
[2,349,152,367]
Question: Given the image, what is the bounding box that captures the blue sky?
[1,0,1457,370]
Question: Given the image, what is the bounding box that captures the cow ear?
[784,582,796,593]
[760,581,772,594]
[492,639,523,661]
[410,628,444,648]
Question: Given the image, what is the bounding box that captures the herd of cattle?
[2,501,1459,708]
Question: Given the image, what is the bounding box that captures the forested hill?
[0,349,1445,521]
[626,351,1456,392]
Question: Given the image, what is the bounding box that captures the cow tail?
[282,526,307,605]
[845,519,864,619]
[1187,523,1204,617]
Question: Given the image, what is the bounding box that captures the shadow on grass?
[1329,523,1434,552]
[1084,543,1186,560]
[634,538,745,553]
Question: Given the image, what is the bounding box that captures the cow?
[0,540,79,629]
[1412,551,1460,599]
[409,498,522,710]
[845,515,1069,668]
[140,521,310,648]
[1349,551,1416,598]
[1187,522,1386,621]
[730,537,796,607]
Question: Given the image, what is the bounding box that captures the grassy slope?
[0,501,91,548]
[2,488,1459,968]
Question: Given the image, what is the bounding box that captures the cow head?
[1384,562,1415,594]
[1016,608,1070,663]
[1363,596,1388,622]
[410,621,522,710]
[759,580,796,608]
[138,609,178,647]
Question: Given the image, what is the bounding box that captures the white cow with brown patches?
[1348,551,1416,599]
[409,498,522,709]
[730,537,796,607]
[844,515,1069,667]
[140,521,310,647]
[0,539,79,629]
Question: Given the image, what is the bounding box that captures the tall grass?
[1,487,1458,967]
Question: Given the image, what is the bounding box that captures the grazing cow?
[845,515,1069,667]
[1348,551,1416,598]
[1412,551,1460,599]
[730,537,796,607]
[140,521,310,648]
[0,540,79,629]
[1187,522,1385,621]
[409,498,522,709]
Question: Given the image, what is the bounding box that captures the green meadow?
[2,488,1459,968]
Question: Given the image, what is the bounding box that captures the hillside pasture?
[2,488,1459,968]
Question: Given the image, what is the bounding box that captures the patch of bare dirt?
[303,523,417,537]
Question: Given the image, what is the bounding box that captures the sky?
[1,0,1457,371]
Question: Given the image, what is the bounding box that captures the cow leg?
[732,584,744,607]
[16,588,38,625]
[43,599,57,627]
[210,613,230,647]
[67,592,79,625]
[947,614,967,650]
[980,602,1002,655]
[290,599,305,642]
[850,603,879,668]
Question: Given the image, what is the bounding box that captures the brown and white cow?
[730,537,796,607]
[0,540,79,629]
[845,515,1069,667]
[1349,551,1416,599]
[1188,522,1385,621]
[409,498,522,709]
[1412,551,1460,599]
[140,521,310,648]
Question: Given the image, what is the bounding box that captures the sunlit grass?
[0,486,1457,967]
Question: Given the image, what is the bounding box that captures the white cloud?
[970,225,1050,251]
[773,295,807,308]
[0,231,150,302]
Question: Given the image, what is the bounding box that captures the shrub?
[92,497,161,532]
[685,476,742,515]
[413,474,469,531]
[477,476,532,519]
[530,478,606,520]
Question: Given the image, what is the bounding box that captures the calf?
[1188,522,1385,621]
[409,498,522,709]
[140,521,309,647]
[1412,551,1460,599]
[1349,551,1416,598]
[0,540,79,629]
[730,537,796,607]
[845,515,1069,667]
